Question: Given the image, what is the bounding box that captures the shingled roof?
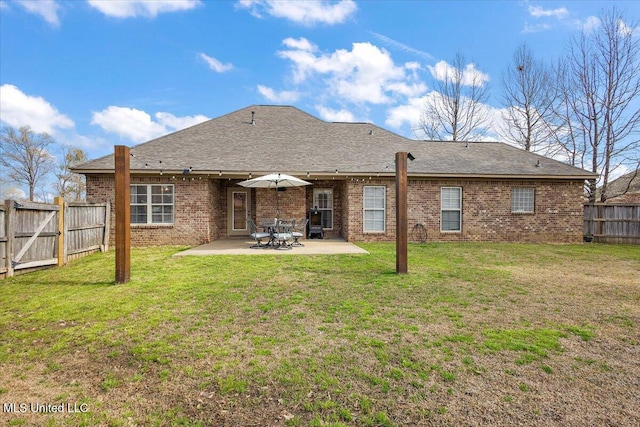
[74,105,596,180]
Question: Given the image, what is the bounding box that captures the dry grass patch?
[0,243,638,426]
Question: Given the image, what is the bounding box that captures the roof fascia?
[75,169,596,181]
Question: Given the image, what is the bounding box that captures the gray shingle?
[74,105,596,179]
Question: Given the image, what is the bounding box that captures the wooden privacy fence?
[0,198,110,279]
[584,203,640,244]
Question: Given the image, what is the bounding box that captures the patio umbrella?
[238,173,311,218]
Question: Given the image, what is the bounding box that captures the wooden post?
[102,199,111,252]
[114,145,130,284]
[5,200,14,278]
[396,152,408,274]
[54,196,65,266]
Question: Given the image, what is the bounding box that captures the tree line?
[417,7,640,202]
[0,126,87,202]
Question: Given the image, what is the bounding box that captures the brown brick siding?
[86,175,214,246]
[86,175,585,246]
[345,178,585,243]
[255,186,307,225]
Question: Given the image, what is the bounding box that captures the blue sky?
[1,0,638,173]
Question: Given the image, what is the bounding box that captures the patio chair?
[273,219,295,250]
[291,218,308,246]
[260,218,277,232]
[248,218,272,248]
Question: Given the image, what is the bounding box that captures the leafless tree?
[0,126,56,201]
[54,146,88,201]
[499,44,559,155]
[552,7,640,202]
[417,52,491,141]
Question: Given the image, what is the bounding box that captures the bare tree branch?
[552,7,640,202]
[0,126,56,201]
[54,145,88,201]
[499,44,560,156]
[418,52,490,141]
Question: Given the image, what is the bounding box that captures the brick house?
[74,105,597,246]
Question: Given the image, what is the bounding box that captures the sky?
[1,0,639,197]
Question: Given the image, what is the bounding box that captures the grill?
[307,209,324,239]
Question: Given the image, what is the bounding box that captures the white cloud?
[15,0,60,26]
[199,53,233,73]
[236,0,356,26]
[427,60,490,87]
[617,19,637,37]
[3,187,27,200]
[277,40,426,104]
[385,96,427,130]
[91,106,208,143]
[527,5,568,19]
[257,85,300,103]
[155,112,209,130]
[581,16,600,32]
[315,105,355,122]
[282,37,317,52]
[0,84,74,134]
[522,22,552,34]
[87,0,201,19]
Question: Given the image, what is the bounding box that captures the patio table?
[260,218,278,248]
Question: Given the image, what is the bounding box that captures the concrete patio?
[172,238,369,256]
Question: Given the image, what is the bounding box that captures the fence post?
[102,199,111,252]
[55,197,65,266]
[5,200,15,278]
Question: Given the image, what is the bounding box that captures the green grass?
[1,243,639,426]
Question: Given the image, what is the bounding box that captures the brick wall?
[255,186,307,225]
[86,175,215,246]
[86,175,586,246]
[345,178,585,243]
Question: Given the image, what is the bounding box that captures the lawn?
[1,243,639,426]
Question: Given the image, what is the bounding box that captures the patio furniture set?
[248,218,309,250]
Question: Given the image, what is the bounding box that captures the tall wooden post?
[115,145,130,284]
[396,152,408,274]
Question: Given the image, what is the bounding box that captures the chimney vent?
[251,111,255,125]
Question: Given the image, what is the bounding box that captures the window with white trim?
[363,186,385,232]
[130,184,174,224]
[511,188,535,213]
[441,187,462,232]
[313,189,333,229]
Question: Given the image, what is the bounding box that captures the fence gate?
[5,200,60,276]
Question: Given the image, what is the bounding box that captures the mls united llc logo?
[2,402,89,414]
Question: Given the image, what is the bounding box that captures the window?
[130,184,174,224]
[441,187,462,232]
[363,186,385,232]
[511,188,535,213]
[313,189,333,229]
